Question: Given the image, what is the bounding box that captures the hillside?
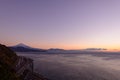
[0,44,19,80]
[0,44,48,80]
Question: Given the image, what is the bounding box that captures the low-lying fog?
[17,52,120,80]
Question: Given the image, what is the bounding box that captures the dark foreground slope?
[0,44,19,80]
[0,44,48,80]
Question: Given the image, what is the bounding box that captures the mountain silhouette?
[9,43,46,52]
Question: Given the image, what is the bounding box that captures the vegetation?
[0,44,19,80]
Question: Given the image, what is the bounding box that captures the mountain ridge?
[9,43,46,52]
[9,43,107,52]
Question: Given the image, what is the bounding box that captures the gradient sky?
[1,0,120,50]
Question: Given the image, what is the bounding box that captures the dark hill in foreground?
[0,44,48,80]
[0,44,19,80]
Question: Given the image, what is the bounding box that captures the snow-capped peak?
[13,43,32,48]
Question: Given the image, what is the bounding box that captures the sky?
[1,0,120,50]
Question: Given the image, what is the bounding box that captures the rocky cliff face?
[0,44,48,80]
[0,44,19,80]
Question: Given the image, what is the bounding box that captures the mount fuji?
[9,43,46,52]
[13,43,32,48]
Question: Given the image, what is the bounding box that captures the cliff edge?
[0,44,48,80]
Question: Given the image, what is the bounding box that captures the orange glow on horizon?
[3,42,120,51]
[31,44,120,51]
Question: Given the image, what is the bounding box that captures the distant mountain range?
[9,43,46,52]
[9,43,107,52]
